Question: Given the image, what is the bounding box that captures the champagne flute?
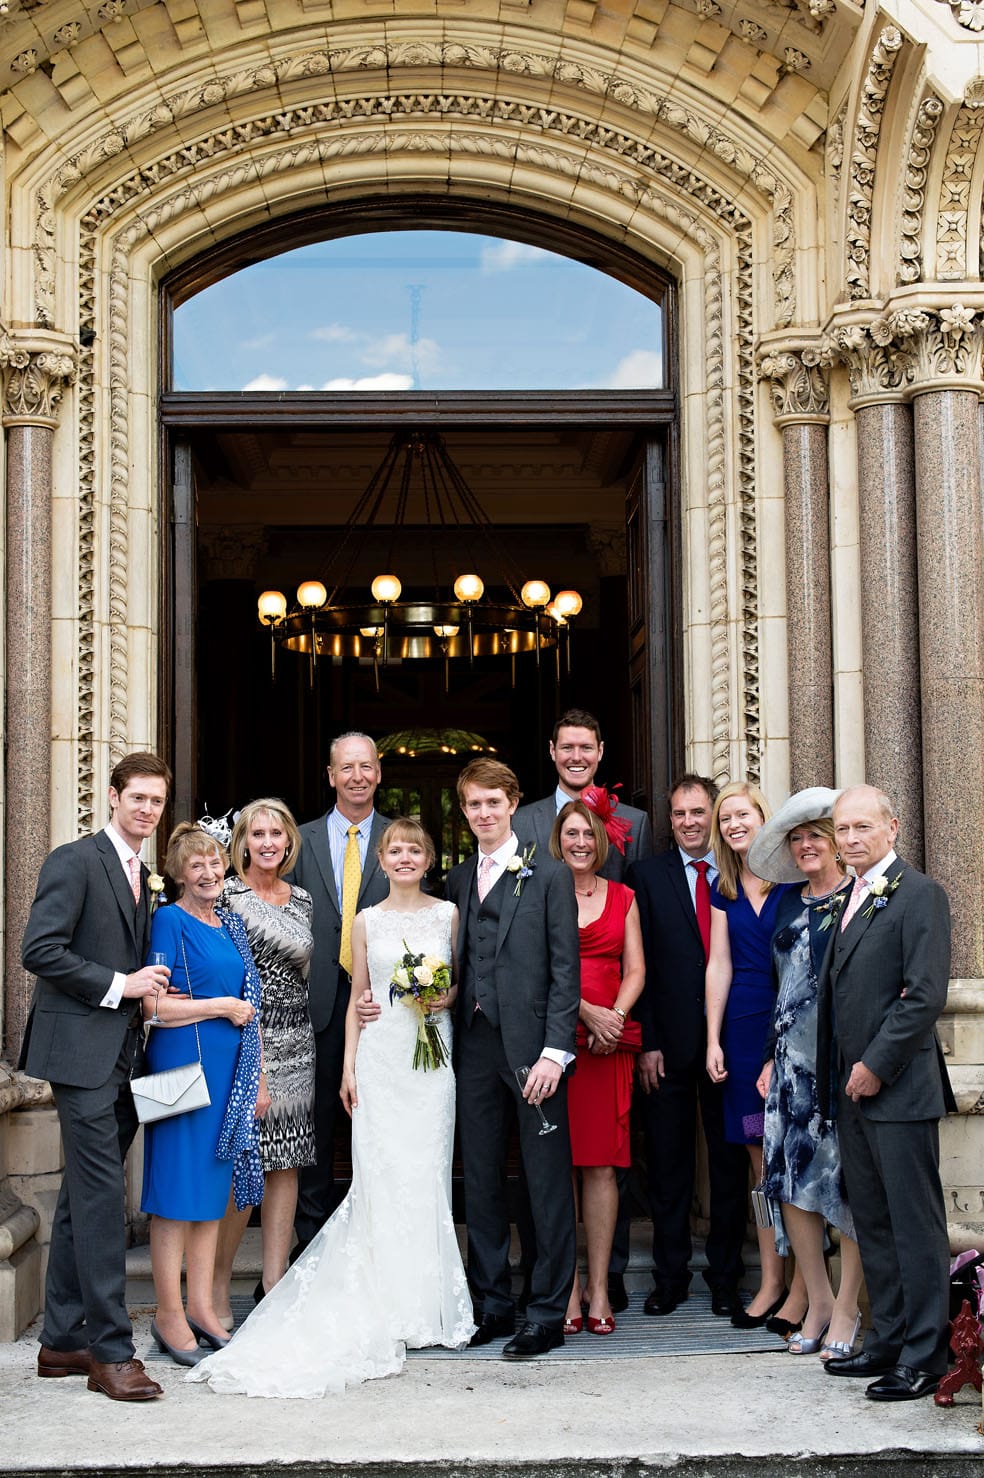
[514,1065,557,1136]
[147,952,167,1025]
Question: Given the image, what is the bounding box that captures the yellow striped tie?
[339,824,362,975]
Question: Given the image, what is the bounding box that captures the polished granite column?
[0,333,76,1061]
[898,307,984,977]
[833,324,923,867]
[759,341,833,790]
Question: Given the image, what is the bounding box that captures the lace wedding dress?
[188,900,475,1398]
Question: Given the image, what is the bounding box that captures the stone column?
[831,323,923,867]
[892,305,984,977]
[0,331,76,1062]
[759,340,834,790]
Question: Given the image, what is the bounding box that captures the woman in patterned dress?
[212,798,315,1324]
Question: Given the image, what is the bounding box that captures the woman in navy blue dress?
[141,824,262,1366]
[705,782,794,1329]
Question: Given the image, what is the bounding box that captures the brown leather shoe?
[87,1357,163,1401]
[38,1345,93,1378]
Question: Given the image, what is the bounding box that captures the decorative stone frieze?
[934,0,984,32]
[0,331,76,428]
[758,342,832,423]
[828,321,913,405]
[888,303,984,390]
[899,95,945,286]
[847,28,904,302]
[937,102,984,281]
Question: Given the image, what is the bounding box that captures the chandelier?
[257,430,583,686]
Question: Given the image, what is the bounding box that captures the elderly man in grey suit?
[818,785,954,1401]
[448,757,580,1360]
[19,752,172,1402]
[514,707,652,882]
[289,732,390,1251]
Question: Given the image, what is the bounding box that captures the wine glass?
[147,952,167,1025]
[514,1066,557,1136]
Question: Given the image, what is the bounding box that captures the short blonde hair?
[549,800,610,870]
[711,782,773,901]
[230,798,301,881]
[163,822,228,901]
[377,817,436,870]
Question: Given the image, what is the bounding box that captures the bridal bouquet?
[389,941,452,1072]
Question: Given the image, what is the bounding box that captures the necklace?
[802,878,849,903]
[179,899,220,926]
[575,883,597,897]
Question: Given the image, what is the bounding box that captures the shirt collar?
[554,784,576,812]
[104,823,140,866]
[328,808,374,838]
[679,846,715,871]
[480,833,520,870]
[858,849,897,888]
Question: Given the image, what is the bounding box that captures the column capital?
[0,328,77,428]
[886,303,984,397]
[757,336,832,425]
[199,524,268,582]
[827,319,913,408]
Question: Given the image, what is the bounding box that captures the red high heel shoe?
[587,1314,615,1335]
[563,1315,583,1334]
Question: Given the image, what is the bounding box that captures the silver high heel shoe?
[186,1315,230,1350]
[151,1320,207,1367]
[787,1320,830,1355]
[819,1312,862,1361]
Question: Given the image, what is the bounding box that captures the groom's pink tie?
[477,854,494,902]
[840,873,867,932]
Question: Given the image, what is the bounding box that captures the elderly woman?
[705,781,795,1329]
[550,800,645,1336]
[750,789,864,1359]
[141,823,262,1366]
[212,798,315,1322]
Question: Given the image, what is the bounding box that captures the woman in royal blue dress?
[705,782,795,1329]
[140,823,263,1366]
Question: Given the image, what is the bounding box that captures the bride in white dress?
[188,819,475,1398]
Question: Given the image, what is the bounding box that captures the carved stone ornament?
[199,525,269,582]
[899,95,945,286]
[828,322,913,401]
[0,330,76,426]
[758,344,832,422]
[847,28,904,301]
[935,0,984,31]
[887,303,984,387]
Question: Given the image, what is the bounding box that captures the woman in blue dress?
[705,781,794,1328]
[750,789,863,1360]
[141,823,263,1366]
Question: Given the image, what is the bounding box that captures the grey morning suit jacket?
[514,793,652,883]
[289,810,391,1032]
[19,830,150,1089]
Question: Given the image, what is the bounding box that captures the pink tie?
[477,854,494,902]
[128,855,141,904]
[840,873,866,932]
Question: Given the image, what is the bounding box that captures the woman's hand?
[340,1065,358,1116]
[706,1041,728,1083]
[580,1000,623,1049]
[254,1075,272,1119]
[755,1060,774,1100]
[222,997,255,1028]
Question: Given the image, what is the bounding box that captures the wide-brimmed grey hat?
[747,786,842,884]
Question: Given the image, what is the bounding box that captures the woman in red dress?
[550,800,645,1335]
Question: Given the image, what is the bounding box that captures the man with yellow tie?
[290,732,390,1254]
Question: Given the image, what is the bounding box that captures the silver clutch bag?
[750,1180,775,1230]
[131,1060,210,1123]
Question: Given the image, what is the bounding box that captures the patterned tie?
[339,824,362,975]
[840,873,867,932]
[128,855,141,905]
[477,854,495,902]
[689,859,711,960]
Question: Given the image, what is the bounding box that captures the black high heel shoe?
[186,1316,229,1349]
[254,1279,266,1306]
[151,1320,207,1367]
[731,1290,788,1330]
[766,1312,804,1338]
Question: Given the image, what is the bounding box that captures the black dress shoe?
[731,1290,787,1329]
[824,1349,897,1378]
[608,1273,628,1314]
[765,1313,803,1337]
[468,1312,516,1347]
[865,1365,940,1401]
[502,1321,564,1359]
[644,1283,688,1316]
[710,1287,744,1318]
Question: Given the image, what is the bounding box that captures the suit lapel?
[95,832,140,950]
[833,856,906,972]
[358,813,388,906]
[456,851,481,960]
[667,851,703,947]
[307,814,341,921]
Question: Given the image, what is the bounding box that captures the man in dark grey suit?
[514,707,652,882]
[819,785,953,1401]
[290,732,390,1250]
[20,752,172,1402]
[448,757,580,1359]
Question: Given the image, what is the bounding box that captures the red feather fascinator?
[580,784,634,855]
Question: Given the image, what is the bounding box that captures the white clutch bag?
[131,1059,210,1123]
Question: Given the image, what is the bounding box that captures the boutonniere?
[147,873,165,910]
[505,843,537,897]
[860,870,904,920]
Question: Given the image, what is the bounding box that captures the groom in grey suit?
[448,757,580,1359]
[818,785,954,1401]
[290,732,390,1249]
[19,752,172,1401]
